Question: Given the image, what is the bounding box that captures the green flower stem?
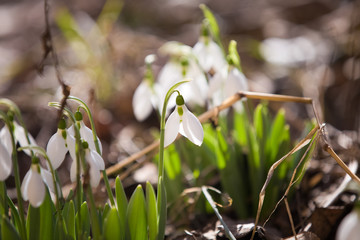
[0,111,27,240]
[68,96,116,207]
[158,81,188,180]
[157,81,188,240]
[49,102,85,238]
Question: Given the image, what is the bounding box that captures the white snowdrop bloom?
[46,120,69,169]
[132,80,163,121]
[70,146,105,188]
[164,95,204,147]
[260,37,316,67]
[157,59,208,110]
[0,125,12,153]
[0,122,37,156]
[68,118,102,154]
[193,37,226,73]
[0,140,12,181]
[21,164,46,207]
[336,208,360,240]
[158,41,209,110]
[208,65,248,110]
[13,122,37,156]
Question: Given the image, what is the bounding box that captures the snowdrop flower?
[0,122,37,181]
[164,95,203,147]
[132,54,163,121]
[46,119,70,169]
[68,111,102,154]
[208,64,248,111]
[21,163,46,207]
[0,122,37,157]
[0,140,12,181]
[193,23,226,73]
[158,42,209,109]
[336,207,360,240]
[69,142,105,188]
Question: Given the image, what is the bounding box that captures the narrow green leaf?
[27,205,40,240]
[6,197,21,233]
[0,182,6,216]
[254,104,264,140]
[39,190,55,240]
[2,215,21,240]
[157,178,167,240]
[146,182,158,240]
[65,200,76,239]
[75,202,90,239]
[115,176,127,240]
[265,109,287,167]
[127,185,147,240]
[103,208,121,240]
[102,203,111,223]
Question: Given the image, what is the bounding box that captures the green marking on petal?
[177,106,184,116]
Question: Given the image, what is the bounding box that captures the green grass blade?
[127,185,147,240]
[146,182,158,240]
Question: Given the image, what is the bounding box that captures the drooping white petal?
[180,106,204,146]
[132,81,154,122]
[164,109,181,147]
[208,67,226,98]
[226,67,248,97]
[21,166,45,207]
[46,130,68,169]
[0,142,12,181]
[68,123,102,154]
[40,168,57,194]
[84,150,102,187]
[66,133,76,161]
[70,159,77,183]
[79,121,100,153]
[21,169,31,200]
[89,150,105,170]
[0,126,13,154]
[14,122,37,156]
[336,209,360,240]
[89,162,101,187]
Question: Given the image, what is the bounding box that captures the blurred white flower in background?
[132,54,163,121]
[208,64,248,110]
[260,37,316,67]
[193,37,226,73]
